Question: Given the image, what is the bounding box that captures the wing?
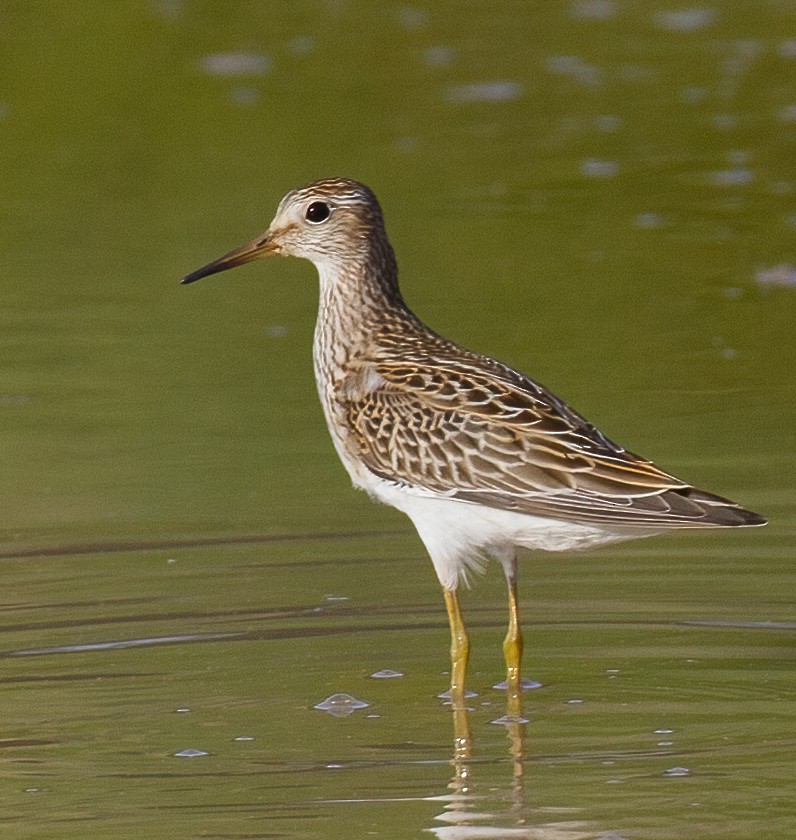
[343,351,761,528]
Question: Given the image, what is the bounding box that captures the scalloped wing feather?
[343,353,762,528]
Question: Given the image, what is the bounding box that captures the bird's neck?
[316,237,407,339]
[312,240,420,405]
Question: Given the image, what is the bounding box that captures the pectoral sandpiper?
[182,178,765,705]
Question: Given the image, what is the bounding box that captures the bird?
[182,177,766,706]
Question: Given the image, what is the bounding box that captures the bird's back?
[341,316,766,531]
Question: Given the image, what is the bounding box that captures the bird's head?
[181,178,386,284]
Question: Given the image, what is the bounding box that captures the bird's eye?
[305,201,331,224]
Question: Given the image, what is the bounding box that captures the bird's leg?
[503,558,524,716]
[443,588,472,757]
[443,588,470,708]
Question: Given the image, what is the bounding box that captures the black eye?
[305,201,331,223]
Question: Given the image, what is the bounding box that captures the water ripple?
[8,632,244,657]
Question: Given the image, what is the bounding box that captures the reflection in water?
[428,696,599,840]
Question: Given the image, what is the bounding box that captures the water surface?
[1,2,793,838]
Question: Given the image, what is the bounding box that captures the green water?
[1,2,794,838]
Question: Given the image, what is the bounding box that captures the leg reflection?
[436,691,529,834]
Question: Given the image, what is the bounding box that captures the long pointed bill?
[181,232,275,284]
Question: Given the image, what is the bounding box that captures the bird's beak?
[181,231,276,285]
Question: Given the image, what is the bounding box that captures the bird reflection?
[427,693,594,840]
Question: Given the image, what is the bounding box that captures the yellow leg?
[443,588,470,708]
[503,573,524,714]
[452,705,472,761]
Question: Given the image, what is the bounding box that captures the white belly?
[353,468,652,591]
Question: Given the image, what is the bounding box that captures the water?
[1,2,794,838]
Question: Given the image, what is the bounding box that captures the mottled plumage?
[182,177,765,703]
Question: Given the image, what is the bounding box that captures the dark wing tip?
[678,487,767,527]
[719,507,767,527]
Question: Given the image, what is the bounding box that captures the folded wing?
[344,353,763,528]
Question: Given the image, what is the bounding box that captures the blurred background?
[1,2,793,838]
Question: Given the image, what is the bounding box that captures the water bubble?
[445,81,523,103]
[733,39,763,60]
[151,0,183,19]
[756,264,796,287]
[771,181,795,196]
[491,713,530,726]
[657,741,674,746]
[289,36,315,55]
[653,8,716,32]
[424,45,455,67]
[655,729,674,734]
[233,736,254,741]
[264,324,289,338]
[570,0,615,20]
[0,393,29,405]
[396,6,428,29]
[175,707,191,713]
[313,693,369,717]
[370,669,404,679]
[567,698,584,705]
[595,114,622,132]
[323,593,349,602]
[581,158,619,178]
[437,689,478,700]
[547,55,583,75]
[778,104,796,124]
[174,748,208,758]
[199,53,270,77]
[635,212,665,229]
[708,168,753,187]
[712,114,738,131]
[546,54,602,85]
[231,86,259,107]
[681,86,707,104]
[395,136,419,154]
[664,766,691,777]
[778,39,796,58]
[493,677,543,690]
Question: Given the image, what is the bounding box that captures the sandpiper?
[182,178,765,704]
